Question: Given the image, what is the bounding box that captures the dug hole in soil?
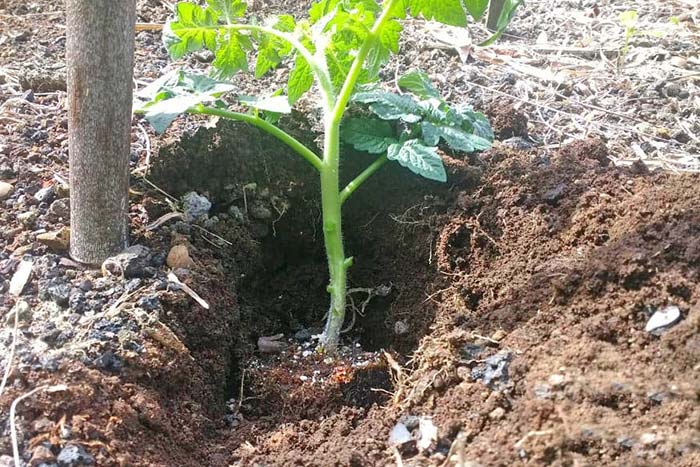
[3,108,700,467]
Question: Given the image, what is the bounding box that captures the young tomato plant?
[138,0,515,350]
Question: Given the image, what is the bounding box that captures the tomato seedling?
[138,0,518,349]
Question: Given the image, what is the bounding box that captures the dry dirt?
[1,1,699,466]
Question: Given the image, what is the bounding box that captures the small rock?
[166,244,194,270]
[124,278,143,292]
[547,374,567,388]
[22,89,35,102]
[48,198,70,220]
[490,329,506,342]
[102,245,151,278]
[228,205,245,224]
[501,136,534,150]
[663,82,682,98]
[543,183,566,204]
[68,291,88,313]
[461,343,485,360]
[672,130,690,144]
[0,163,15,179]
[37,227,71,251]
[17,210,38,226]
[5,300,31,324]
[60,424,72,439]
[34,186,55,203]
[471,351,512,390]
[182,191,211,222]
[249,202,272,220]
[388,421,412,446]
[617,436,635,449]
[57,443,94,466]
[645,305,681,335]
[93,350,123,373]
[203,216,219,229]
[294,328,312,342]
[640,432,658,446]
[394,320,409,335]
[46,282,71,307]
[0,181,13,200]
[258,334,286,353]
[137,295,160,311]
[670,56,687,68]
[648,391,667,404]
[30,444,55,466]
[534,384,552,399]
[77,279,92,292]
[488,407,506,420]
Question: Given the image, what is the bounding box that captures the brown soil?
[2,1,700,466]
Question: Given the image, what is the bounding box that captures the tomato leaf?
[387,140,446,182]
[341,118,398,154]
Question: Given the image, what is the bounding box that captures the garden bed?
[1,0,699,466]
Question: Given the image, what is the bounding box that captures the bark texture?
[487,0,507,30]
[66,0,136,264]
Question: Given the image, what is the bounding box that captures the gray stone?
[645,305,681,335]
[57,443,94,466]
[249,202,272,220]
[0,181,13,200]
[182,191,211,222]
[48,198,70,220]
[471,351,512,390]
[34,186,55,203]
[42,281,71,307]
[17,210,38,226]
[137,295,160,311]
[228,205,245,224]
[101,245,151,278]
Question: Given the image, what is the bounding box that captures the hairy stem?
[190,105,323,171]
[320,120,347,349]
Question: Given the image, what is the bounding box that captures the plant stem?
[340,154,388,204]
[190,105,323,172]
[319,120,347,349]
[320,0,399,347]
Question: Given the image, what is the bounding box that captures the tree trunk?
[66,0,136,264]
[487,0,507,30]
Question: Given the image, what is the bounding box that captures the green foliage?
[387,140,445,182]
[464,0,489,21]
[145,0,517,349]
[407,0,467,26]
[342,70,493,181]
[617,10,638,66]
[134,70,235,133]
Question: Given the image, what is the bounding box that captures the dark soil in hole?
[151,118,453,354]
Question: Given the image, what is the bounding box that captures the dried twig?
[0,303,21,399]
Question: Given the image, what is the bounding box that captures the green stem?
[190,105,323,172]
[339,154,388,204]
[319,0,399,348]
[319,120,347,349]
